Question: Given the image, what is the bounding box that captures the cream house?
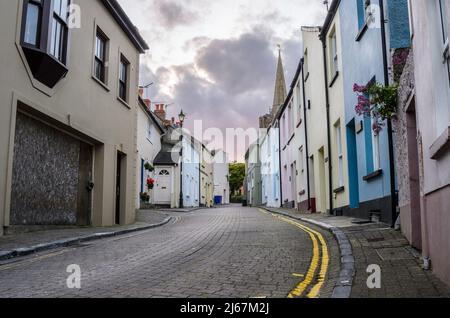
[0,0,148,235]
[201,145,214,207]
[212,150,230,205]
[302,26,329,214]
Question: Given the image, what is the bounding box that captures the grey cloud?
[140,29,302,161]
[154,0,198,29]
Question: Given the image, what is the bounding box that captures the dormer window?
[20,0,70,88]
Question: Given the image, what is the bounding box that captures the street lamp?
[179,110,186,208]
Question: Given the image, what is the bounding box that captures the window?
[297,86,302,122]
[147,119,152,141]
[329,29,338,77]
[372,119,380,171]
[95,29,108,83]
[23,0,43,46]
[119,55,129,101]
[50,0,69,63]
[439,0,450,83]
[304,49,309,79]
[336,122,344,187]
[20,0,71,88]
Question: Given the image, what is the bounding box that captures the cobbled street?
[0,206,339,298]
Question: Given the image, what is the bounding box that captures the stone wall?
[10,113,80,225]
[393,50,415,208]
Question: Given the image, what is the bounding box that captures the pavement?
[0,210,171,261]
[0,206,339,298]
[261,206,450,298]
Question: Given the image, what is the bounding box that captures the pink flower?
[353,83,367,93]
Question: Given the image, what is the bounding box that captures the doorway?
[347,119,360,209]
[406,97,422,250]
[318,148,327,213]
[115,152,126,225]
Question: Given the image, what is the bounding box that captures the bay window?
[20,0,70,88]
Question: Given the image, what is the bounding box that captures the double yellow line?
[259,209,329,298]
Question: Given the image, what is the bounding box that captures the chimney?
[154,104,166,121]
[144,99,151,110]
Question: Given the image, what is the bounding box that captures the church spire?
[271,45,287,117]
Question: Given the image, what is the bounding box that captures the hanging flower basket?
[140,192,150,203]
[144,162,155,172]
[353,82,398,134]
[147,177,155,190]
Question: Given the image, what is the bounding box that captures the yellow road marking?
[259,209,330,299]
[292,273,304,278]
[0,249,72,272]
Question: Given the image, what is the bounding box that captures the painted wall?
[303,27,329,214]
[0,0,144,233]
[201,147,214,207]
[246,142,262,206]
[182,138,200,208]
[324,10,350,211]
[213,150,230,205]
[410,0,450,286]
[279,71,309,210]
[136,104,163,208]
[339,0,409,222]
[260,125,281,208]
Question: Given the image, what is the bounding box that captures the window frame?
[49,0,69,64]
[94,27,109,85]
[22,0,44,48]
[118,54,130,102]
[335,121,344,188]
[439,0,450,84]
[329,28,338,79]
[371,118,381,171]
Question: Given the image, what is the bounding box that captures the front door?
[156,169,171,204]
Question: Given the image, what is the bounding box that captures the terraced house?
[322,0,410,224]
[302,26,328,214]
[0,0,148,235]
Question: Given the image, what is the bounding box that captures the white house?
[136,96,165,208]
[260,124,281,208]
[212,150,230,205]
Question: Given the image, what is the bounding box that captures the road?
[0,206,338,298]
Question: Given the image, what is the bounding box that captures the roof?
[154,144,180,166]
[276,58,303,121]
[138,96,166,134]
[320,0,341,40]
[271,49,288,116]
[101,0,149,53]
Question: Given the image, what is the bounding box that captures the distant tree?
[229,163,245,195]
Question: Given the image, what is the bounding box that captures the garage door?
[10,112,93,226]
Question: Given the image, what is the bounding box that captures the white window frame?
[336,122,344,187]
[372,119,381,171]
[329,29,338,77]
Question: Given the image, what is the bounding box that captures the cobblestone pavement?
[0,206,339,298]
[346,224,450,298]
[261,207,450,298]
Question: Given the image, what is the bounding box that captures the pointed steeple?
[271,46,287,117]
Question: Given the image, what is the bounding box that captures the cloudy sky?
[118,0,327,162]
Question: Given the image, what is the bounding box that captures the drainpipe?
[277,120,283,207]
[321,34,334,215]
[379,0,398,227]
[301,57,312,211]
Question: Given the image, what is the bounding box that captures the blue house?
[336,0,410,223]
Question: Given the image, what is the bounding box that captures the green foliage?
[365,82,399,121]
[229,163,245,195]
